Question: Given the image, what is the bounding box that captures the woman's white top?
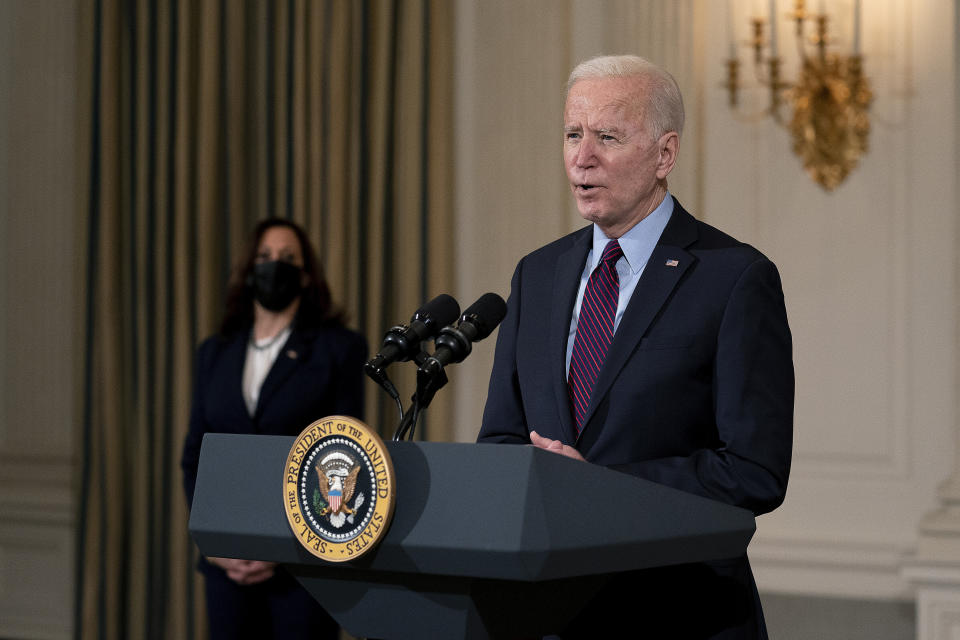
[241,325,293,416]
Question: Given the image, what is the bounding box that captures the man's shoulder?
[693,218,755,252]
[672,204,771,265]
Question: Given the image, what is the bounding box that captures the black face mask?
[250,260,303,312]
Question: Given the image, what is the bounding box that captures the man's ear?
[656,131,680,180]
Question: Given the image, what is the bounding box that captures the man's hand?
[207,557,276,585]
[529,430,586,461]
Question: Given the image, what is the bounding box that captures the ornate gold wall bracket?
[725,1,870,191]
[788,54,872,191]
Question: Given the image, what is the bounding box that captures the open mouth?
[575,184,599,193]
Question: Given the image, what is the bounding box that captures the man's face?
[563,75,670,237]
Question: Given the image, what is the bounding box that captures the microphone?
[365,294,461,384]
[420,293,507,375]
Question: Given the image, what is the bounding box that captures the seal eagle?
[316,452,361,517]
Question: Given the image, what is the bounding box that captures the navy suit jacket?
[478,201,793,638]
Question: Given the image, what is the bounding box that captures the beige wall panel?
[0,1,80,638]
[0,522,74,640]
[451,0,574,440]
[0,0,79,457]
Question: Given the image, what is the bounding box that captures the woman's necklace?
[249,326,289,351]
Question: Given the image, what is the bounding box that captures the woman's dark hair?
[219,218,345,336]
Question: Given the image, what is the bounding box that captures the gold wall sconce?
[724,0,871,191]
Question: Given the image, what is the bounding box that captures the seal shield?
[283,416,396,562]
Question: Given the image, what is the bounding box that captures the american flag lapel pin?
[665,259,679,267]
[286,349,298,359]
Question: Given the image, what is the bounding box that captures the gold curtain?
[76,1,453,638]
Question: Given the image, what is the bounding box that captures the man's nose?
[574,138,596,168]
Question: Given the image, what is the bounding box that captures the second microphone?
[419,293,507,375]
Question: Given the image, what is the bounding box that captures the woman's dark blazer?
[181,321,368,535]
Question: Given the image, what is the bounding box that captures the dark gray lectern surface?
[190,433,755,639]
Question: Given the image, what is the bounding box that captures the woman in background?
[181,218,366,640]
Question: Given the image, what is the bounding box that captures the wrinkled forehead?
[564,76,648,124]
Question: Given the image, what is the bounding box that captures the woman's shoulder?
[300,321,365,344]
[196,330,245,361]
[296,322,367,357]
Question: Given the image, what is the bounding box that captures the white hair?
[566,54,685,140]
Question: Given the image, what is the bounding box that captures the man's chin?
[576,207,605,224]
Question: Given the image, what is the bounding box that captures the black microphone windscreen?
[416,293,461,327]
[461,293,507,341]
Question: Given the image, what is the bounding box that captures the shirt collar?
[590,192,674,274]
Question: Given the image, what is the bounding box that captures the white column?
[903,474,960,639]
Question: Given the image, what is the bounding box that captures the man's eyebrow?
[564,123,625,134]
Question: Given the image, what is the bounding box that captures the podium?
[189,433,755,639]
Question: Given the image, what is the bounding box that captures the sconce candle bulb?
[853,0,861,54]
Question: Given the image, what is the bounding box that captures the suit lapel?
[255,327,312,420]
[550,228,592,445]
[223,332,257,430]
[577,203,699,438]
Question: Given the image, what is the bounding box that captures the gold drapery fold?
[77,1,453,638]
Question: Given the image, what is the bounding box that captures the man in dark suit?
[477,55,793,639]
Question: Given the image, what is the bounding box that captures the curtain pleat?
[76,1,453,638]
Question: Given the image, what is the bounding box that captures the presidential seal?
[283,416,396,562]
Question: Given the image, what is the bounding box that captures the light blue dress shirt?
[565,193,674,374]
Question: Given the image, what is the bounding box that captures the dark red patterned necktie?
[568,240,623,432]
